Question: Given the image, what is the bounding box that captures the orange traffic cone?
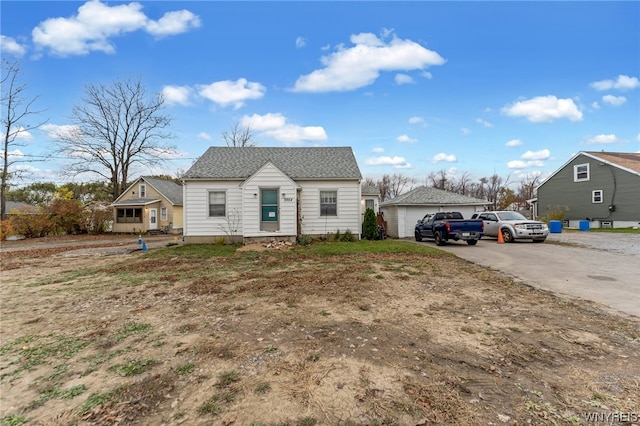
[497,229,505,244]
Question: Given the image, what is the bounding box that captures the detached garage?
[380,186,489,238]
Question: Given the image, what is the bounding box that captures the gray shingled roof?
[381,186,488,206]
[361,183,380,196]
[183,147,362,180]
[143,176,183,205]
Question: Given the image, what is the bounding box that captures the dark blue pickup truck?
[414,212,484,246]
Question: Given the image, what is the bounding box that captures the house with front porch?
[111,176,183,234]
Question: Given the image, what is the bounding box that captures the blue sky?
[2,1,639,188]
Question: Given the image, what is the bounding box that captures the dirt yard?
[1,236,639,425]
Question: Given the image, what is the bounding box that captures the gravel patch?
[546,230,640,256]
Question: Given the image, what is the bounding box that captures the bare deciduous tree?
[55,77,174,200]
[376,173,415,201]
[481,173,512,210]
[1,59,47,220]
[222,122,256,147]
[517,174,540,202]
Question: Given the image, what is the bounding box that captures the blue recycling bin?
[579,220,590,231]
[549,220,562,233]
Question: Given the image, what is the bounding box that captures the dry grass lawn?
[1,237,639,425]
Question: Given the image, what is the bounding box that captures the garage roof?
[381,186,488,206]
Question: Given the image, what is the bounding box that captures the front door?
[260,189,279,231]
[149,208,158,230]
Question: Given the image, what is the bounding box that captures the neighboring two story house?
[535,151,640,228]
[181,147,363,243]
[111,176,183,234]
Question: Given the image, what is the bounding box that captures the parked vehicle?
[473,211,549,243]
[415,212,484,246]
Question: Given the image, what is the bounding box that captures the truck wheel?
[434,231,446,246]
[467,239,478,246]
[415,231,422,242]
[501,228,514,243]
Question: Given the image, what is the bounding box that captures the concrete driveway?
[422,232,640,318]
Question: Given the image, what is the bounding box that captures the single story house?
[181,147,363,243]
[535,151,640,228]
[111,176,183,234]
[380,186,489,238]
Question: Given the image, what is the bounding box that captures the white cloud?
[13,127,34,141]
[602,95,627,107]
[197,132,212,141]
[240,113,327,144]
[395,73,414,85]
[591,101,600,109]
[507,160,544,169]
[521,149,550,161]
[460,128,471,135]
[1,148,25,160]
[421,71,433,79]
[508,149,549,169]
[502,95,583,123]
[396,134,417,143]
[145,9,201,38]
[32,0,200,56]
[408,116,424,125]
[198,78,266,109]
[372,147,384,153]
[475,118,493,128]
[586,134,618,144]
[162,85,193,106]
[364,156,411,168]
[295,36,306,48]
[637,133,640,142]
[292,31,445,92]
[590,75,640,91]
[505,139,523,147]
[507,160,528,169]
[431,153,456,163]
[40,123,81,139]
[0,35,27,57]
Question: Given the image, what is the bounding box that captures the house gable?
[239,161,300,237]
[537,151,640,226]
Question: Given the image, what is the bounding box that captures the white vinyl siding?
[183,181,243,237]
[241,162,298,238]
[184,176,361,239]
[299,181,361,236]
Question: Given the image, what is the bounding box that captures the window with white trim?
[320,190,337,216]
[161,207,168,221]
[208,191,226,217]
[365,199,374,211]
[574,163,589,182]
[592,190,603,203]
[139,184,147,198]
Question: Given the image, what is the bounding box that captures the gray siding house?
[182,147,363,243]
[380,186,489,238]
[536,151,640,228]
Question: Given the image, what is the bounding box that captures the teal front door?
[260,189,279,231]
